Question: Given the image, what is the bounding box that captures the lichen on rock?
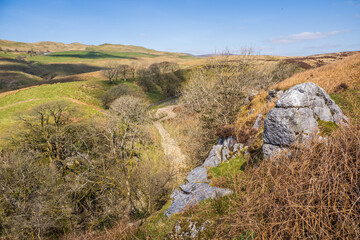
[263,82,347,159]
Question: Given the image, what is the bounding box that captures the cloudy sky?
[0,0,359,56]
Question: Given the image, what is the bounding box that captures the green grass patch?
[317,120,338,136]
[0,52,16,58]
[0,80,108,133]
[209,156,246,179]
[135,201,180,239]
[0,81,105,108]
[178,55,198,59]
[331,89,360,121]
[145,88,165,103]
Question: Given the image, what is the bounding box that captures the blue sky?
[0,0,359,56]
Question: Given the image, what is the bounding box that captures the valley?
[0,39,359,239]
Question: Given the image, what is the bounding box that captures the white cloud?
[269,30,348,44]
[139,33,147,37]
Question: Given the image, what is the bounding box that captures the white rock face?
[263,82,347,159]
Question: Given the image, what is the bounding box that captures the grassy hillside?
[0,40,359,238]
[0,80,108,135]
[86,43,161,54]
[275,52,360,93]
[0,39,192,58]
[0,39,88,52]
[104,51,360,239]
[235,53,360,139]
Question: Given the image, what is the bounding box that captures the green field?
[0,77,162,134]
[0,40,195,139]
[0,80,108,133]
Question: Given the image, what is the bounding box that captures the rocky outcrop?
[263,82,347,159]
[164,137,242,217]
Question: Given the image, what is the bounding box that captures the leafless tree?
[117,64,130,81]
[103,61,119,83]
[129,62,140,79]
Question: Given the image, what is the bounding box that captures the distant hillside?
[0,39,88,52]
[86,43,161,54]
[0,39,190,57]
[275,52,360,93]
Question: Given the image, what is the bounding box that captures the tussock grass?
[275,53,360,93]
[215,124,360,239]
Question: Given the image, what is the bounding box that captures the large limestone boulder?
[263,82,347,159]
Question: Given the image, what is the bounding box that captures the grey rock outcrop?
[164,138,243,217]
[263,82,347,159]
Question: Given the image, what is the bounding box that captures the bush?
[100,84,136,108]
[216,124,360,239]
[216,125,235,138]
[137,62,184,98]
[0,101,174,239]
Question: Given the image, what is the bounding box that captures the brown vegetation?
[275,53,360,93]
[215,124,360,239]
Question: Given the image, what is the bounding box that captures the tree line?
[102,61,186,98]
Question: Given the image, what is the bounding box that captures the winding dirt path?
[62,97,110,116]
[0,99,40,110]
[154,105,187,175]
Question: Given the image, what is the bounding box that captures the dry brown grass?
[233,90,275,155]
[232,52,360,148]
[63,220,140,240]
[274,53,360,94]
[215,124,360,239]
[0,39,88,52]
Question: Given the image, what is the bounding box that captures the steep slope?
[120,51,360,239]
[275,52,360,93]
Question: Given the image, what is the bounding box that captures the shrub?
[137,62,184,98]
[181,50,286,152]
[334,82,349,93]
[216,125,235,138]
[100,84,136,108]
[0,101,174,239]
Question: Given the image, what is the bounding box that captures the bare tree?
[117,64,130,81]
[103,62,118,83]
[99,96,149,216]
[129,62,140,79]
[181,49,257,127]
